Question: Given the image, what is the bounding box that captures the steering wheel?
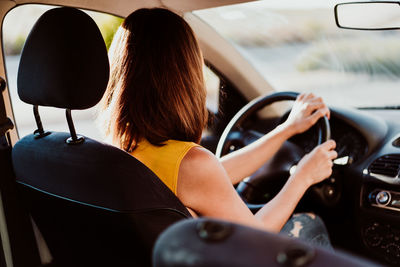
[216,91,336,211]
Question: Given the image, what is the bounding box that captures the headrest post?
[65,109,84,145]
[33,105,50,139]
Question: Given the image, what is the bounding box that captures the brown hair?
[99,8,208,152]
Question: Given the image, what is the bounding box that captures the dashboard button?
[364,226,382,247]
[386,243,400,261]
[376,191,391,206]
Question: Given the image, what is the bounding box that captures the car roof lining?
[8,0,256,16]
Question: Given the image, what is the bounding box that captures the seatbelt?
[0,77,41,267]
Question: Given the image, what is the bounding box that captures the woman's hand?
[282,93,330,137]
[293,140,338,187]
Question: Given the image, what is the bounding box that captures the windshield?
[194,0,400,108]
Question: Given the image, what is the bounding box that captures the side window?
[204,65,220,114]
[3,5,221,142]
[3,4,122,140]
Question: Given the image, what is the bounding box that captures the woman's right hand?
[294,140,338,187]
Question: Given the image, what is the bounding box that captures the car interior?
[12,7,195,267]
[0,0,400,266]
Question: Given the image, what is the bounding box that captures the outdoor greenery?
[98,15,123,50]
[4,12,122,56]
[296,38,400,77]
[4,35,25,55]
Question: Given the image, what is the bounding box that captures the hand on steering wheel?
[216,91,330,158]
[294,140,337,187]
[216,91,338,211]
[281,93,331,136]
[281,93,337,186]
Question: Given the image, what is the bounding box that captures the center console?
[361,185,400,265]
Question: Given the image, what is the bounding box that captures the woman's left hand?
[282,93,330,137]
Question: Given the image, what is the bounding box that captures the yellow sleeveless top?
[131,139,199,194]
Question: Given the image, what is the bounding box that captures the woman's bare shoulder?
[177,146,260,227]
[177,146,230,201]
[180,146,223,176]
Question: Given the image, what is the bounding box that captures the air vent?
[369,154,400,178]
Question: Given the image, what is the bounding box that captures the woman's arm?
[254,140,337,230]
[221,93,330,184]
[177,140,337,233]
[220,124,294,185]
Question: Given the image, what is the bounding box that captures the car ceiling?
[0,0,255,16]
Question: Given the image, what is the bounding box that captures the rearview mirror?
[335,1,400,30]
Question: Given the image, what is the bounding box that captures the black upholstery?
[153,218,379,267]
[12,7,191,266]
[13,132,190,213]
[17,7,109,109]
[18,183,187,267]
[12,133,190,266]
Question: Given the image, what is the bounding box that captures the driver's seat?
[11,7,191,267]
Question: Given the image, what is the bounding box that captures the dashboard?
[297,107,400,265]
[233,105,400,265]
[290,114,368,164]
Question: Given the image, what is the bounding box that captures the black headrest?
[17,7,109,110]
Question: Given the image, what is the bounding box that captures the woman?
[99,8,337,243]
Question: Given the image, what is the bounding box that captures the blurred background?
[4,1,400,139]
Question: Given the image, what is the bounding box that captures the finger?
[326,108,331,120]
[306,102,325,113]
[328,150,338,160]
[303,93,315,100]
[297,93,306,101]
[309,96,330,119]
[328,161,333,168]
[321,139,336,150]
[309,96,323,104]
[317,106,329,120]
[308,109,326,125]
[320,106,330,118]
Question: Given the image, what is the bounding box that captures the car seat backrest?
[12,7,190,267]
